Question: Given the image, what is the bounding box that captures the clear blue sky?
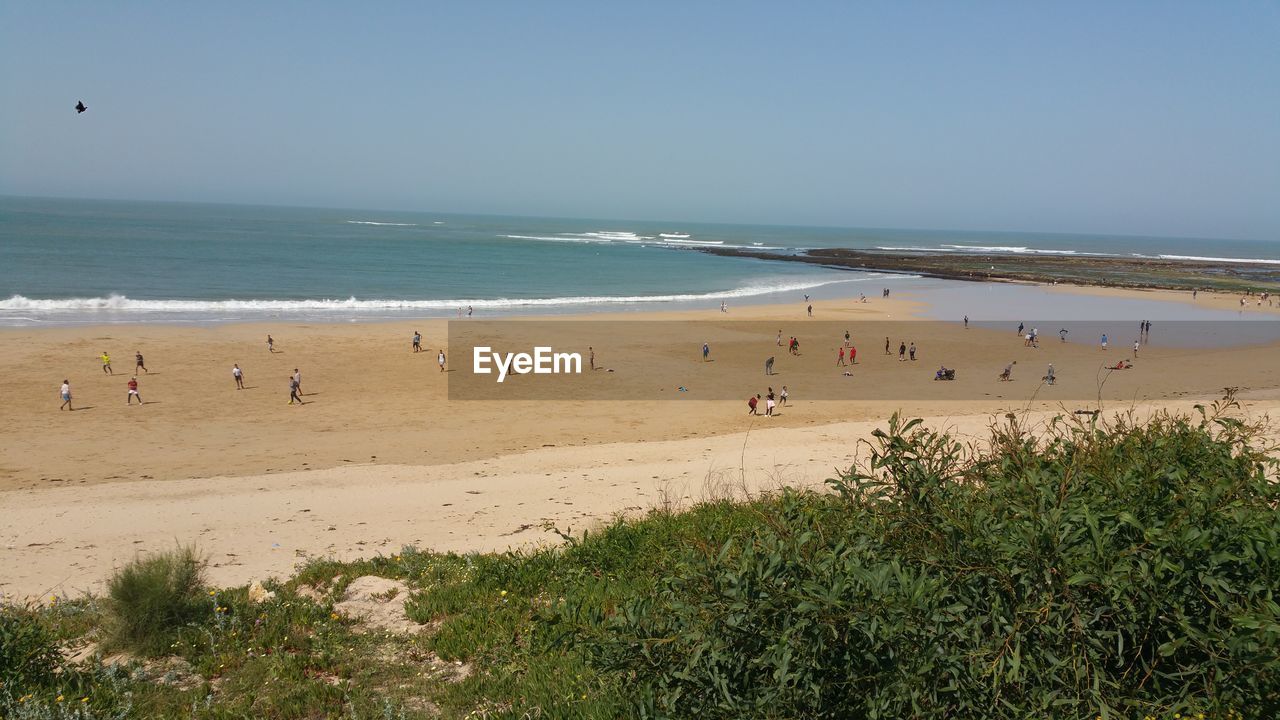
[2,2,1277,240]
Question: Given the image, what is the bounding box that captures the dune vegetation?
[3,397,1277,719]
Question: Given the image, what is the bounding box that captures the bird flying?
[75,101,87,114]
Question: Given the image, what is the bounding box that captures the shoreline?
[5,265,1278,333]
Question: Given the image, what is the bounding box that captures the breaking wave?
[1152,254,1280,266]
[0,277,887,319]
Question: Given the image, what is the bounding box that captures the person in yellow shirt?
[101,352,113,375]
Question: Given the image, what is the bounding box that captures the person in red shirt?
[747,395,759,415]
[836,346,846,366]
[127,377,143,405]
[849,345,857,364]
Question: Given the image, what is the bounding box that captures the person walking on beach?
[101,351,112,375]
[765,356,775,375]
[807,304,813,317]
[60,380,73,411]
[885,336,891,355]
[898,341,906,362]
[844,330,851,345]
[1017,322,1024,336]
[720,301,727,313]
[702,342,710,362]
[267,335,275,353]
[233,364,245,389]
[747,394,759,415]
[289,375,303,405]
[467,305,474,317]
[126,377,143,405]
[292,369,302,395]
[779,385,789,406]
[1045,363,1056,385]
[909,342,917,361]
[837,346,846,366]
[849,344,856,364]
[135,351,148,374]
[1100,333,1108,350]
[963,315,969,329]
[589,347,596,371]
[1133,340,1140,357]
[776,330,783,346]
[438,350,447,372]
[765,388,776,417]
[412,331,421,353]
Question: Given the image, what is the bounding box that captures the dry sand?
[2,290,1277,600]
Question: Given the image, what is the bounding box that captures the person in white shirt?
[233,364,244,390]
[60,380,73,411]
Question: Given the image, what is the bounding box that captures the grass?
[3,400,1277,718]
[102,546,209,657]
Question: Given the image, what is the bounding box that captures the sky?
[1,2,1277,240]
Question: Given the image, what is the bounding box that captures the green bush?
[0,605,63,694]
[103,546,209,656]
[585,403,1280,718]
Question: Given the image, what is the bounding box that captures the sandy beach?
[3,288,1278,600]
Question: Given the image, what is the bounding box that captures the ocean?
[2,196,1278,327]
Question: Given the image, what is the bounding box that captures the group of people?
[99,350,148,375]
[747,385,788,417]
[896,340,917,362]
[1239,292,1272,307]
[59,350,152,410]
[58,371,146,410]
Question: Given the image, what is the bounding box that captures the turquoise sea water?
[1,196,1277,326]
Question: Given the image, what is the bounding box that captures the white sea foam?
[659,233,691,239]
[941,244,1083,255]
[0,277,888,319]
[502,233,728,248]
[500,234,613,245]
[656,238,724,246]
[346,220,418,227]
[1154,254,1280,266]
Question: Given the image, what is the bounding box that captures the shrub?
[0,605,62,694]
[103,546,209,656]
[584,402,1280,718]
